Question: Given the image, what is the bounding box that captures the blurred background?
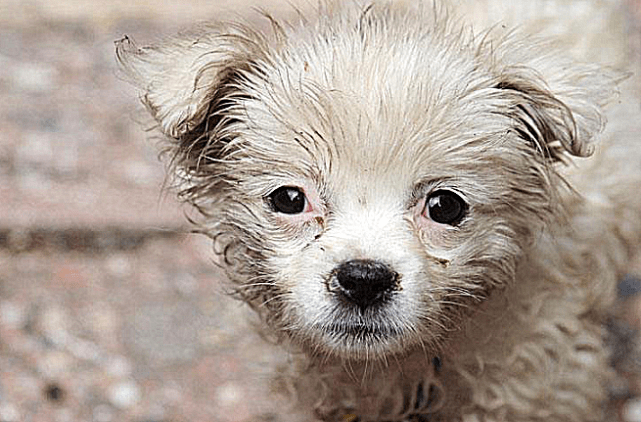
[0,1,311,421]
[0,1,640,421]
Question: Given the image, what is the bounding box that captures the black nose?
[333,259,399,311]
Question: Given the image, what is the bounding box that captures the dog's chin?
[303,311,418,360]
[320,325,405,359]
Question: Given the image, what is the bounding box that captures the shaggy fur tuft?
[117,1,641,420]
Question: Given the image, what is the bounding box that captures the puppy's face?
[117,3,616,360]
[217,70,547,359]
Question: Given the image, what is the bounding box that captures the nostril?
[333,259,399,310]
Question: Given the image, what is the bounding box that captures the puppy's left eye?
[425,190,468,226]
[269,186,307,214]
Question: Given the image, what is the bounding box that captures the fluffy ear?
[115,25,271,142]
[492,40,623,162]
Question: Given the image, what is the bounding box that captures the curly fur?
[117,1,641,420]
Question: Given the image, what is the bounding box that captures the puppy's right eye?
[269,186,307,214]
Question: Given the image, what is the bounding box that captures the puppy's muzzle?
[329,259,400,312]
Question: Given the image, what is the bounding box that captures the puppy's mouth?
[322,321,404,340]
[309,309,411,358]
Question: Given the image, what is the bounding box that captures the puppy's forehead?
[266,28,479,134]
[245,32,484,152]
[241,33,503,191]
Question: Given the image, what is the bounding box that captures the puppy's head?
[117,2,619,360]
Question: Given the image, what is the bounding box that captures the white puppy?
[117,1,641,420]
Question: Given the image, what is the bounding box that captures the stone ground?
[0,1,640,421]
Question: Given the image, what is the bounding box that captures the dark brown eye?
[269,186,307,214]
[425,190,467,226]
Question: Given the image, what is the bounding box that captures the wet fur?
[117,1,641,420]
